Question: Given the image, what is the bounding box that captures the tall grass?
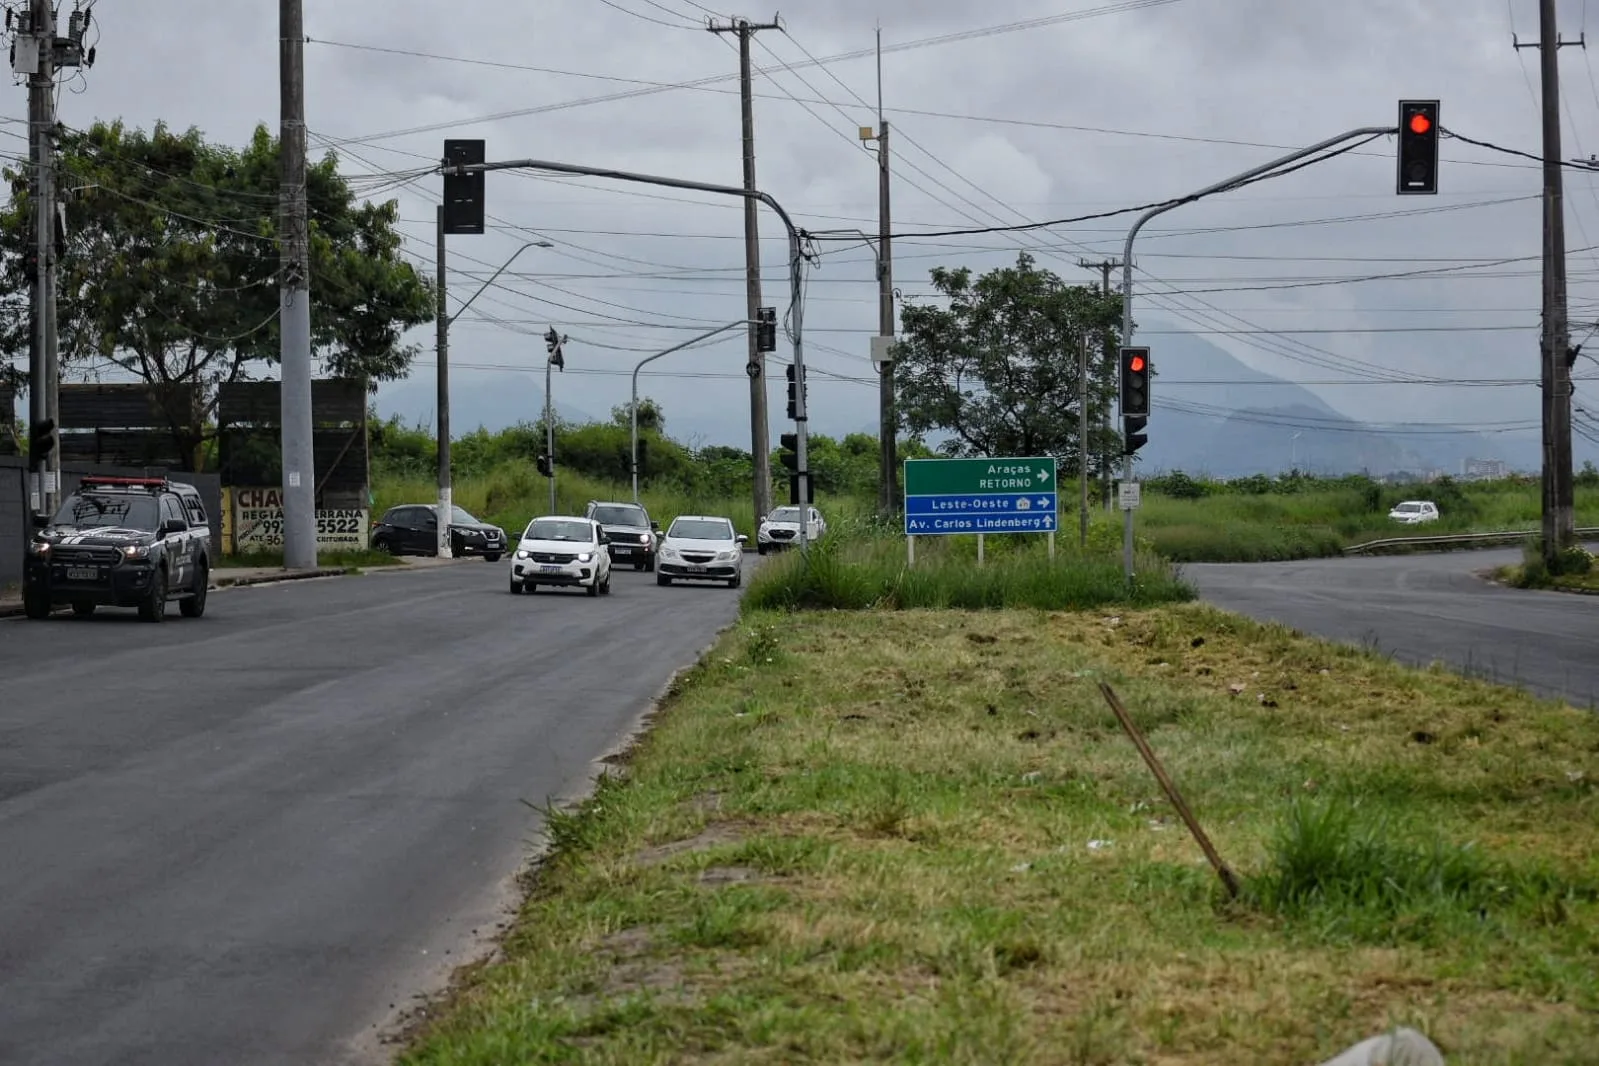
[744,519,1193,612]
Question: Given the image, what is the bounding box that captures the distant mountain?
[377,372,598,433]
[1136,330,1540,477]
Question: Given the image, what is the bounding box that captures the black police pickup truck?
[23,475,213,622]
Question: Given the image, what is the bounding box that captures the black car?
[23,475,213,622]
[370,504,505,560]
[584,499,660,571]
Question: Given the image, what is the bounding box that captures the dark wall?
[1,459,223,588]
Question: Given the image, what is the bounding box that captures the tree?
[894,252,1121,477]
[612,396,664,433]
[0,120,434,467]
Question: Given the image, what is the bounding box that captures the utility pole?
[22,0,54,516]
[707,15,780,525]
[871,28,897,517]
[1079,332,1089,549]
[1516,2,1581,565]
[278,0,317,569]
[1079,257,1122,511]
[435,204,452,558]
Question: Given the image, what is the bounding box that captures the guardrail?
[1342,527,1599,555]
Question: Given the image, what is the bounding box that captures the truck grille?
[52,545,121,566]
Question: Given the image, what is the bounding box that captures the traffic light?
[785,364,807,420]
[536,453,552,477]
[1120,347,1150,417]
[756,307,777,353]
[29,418,54,460]
[1396,100,1439,195]
[1120,347,1150,456]
[442,138,486,235]
[544,326,565,370]
[778,432,799,472]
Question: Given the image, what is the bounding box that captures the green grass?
[396,606,1599,1065]
[745,516,1194,611]
[1136,480,1599,563]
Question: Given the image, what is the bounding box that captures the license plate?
[686,565,707,573]
[66,567,101,581]
[613,546,632,553]
[539,564,564,574]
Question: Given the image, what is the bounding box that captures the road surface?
[1184,544,1599,707]
[0,561,747,1066]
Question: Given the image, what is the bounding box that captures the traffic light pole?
[631,320,749,503]
[1117,124,1394,581]
[439,155,814,551]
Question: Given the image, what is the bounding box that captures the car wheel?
[71,601,96,616]
[180,559,209,618]
[600,572,612,595]
[486,552,502,563]
[587,576,600,597]
[645,555,656,572]
[757,543,767,556]
[657,573,671,587]
[22,585,50,620]
[634,560,645,571]
[509,576,524,594]
[374,535,398,555]
[138,566,168,623]
[728,572,741,589]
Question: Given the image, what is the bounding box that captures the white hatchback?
[509,516,613,596]
[1387,500,1440,525]
[656,515,746,588]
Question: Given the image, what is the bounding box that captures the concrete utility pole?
[24,0,55,515]
[278,0,317,569]
[873,28,898,518]
[434,204,452,558]
[1516,0,1581,564]
[1078,257,1122,511]
[1079,332,1090,549]
[707,15,779,524]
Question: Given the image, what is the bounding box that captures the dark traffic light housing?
[29,418,55,460]
[785,364,807,420]
[442,138,486,235]
[1120,347,1150,456]
[778,432,799,472]
[756,307,777,353]
[1396,100,1439,195]
[536,453,552,477]
[778,432,812,504]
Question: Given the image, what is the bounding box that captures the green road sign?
[903,456,1056,497]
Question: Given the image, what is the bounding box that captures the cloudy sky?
[13,0,1599,462]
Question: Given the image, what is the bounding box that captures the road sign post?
[903,456,1058,565]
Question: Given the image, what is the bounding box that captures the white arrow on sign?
[1036,469,1051,482]
[1036,497,1050,507]
[1043,514,1054,528]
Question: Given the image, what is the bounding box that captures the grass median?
[398,604,1599,1065]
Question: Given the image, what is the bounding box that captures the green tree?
[612,396,664,433]
[894,253,1121,477]
[0,120,434,467]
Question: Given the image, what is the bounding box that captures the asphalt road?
[0,559,748,1066]
[1184,543,1599,707]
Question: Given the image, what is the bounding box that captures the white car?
[1388,500,1440,525]
[756,505,826,553]
[509,515,613,596]
[656,515,747,588]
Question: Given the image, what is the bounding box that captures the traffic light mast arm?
[1114,124,1394,581]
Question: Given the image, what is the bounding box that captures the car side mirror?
[159,518,186,537]
[599,533,610,544]
[736,534,747,544]
[31,512,48,528]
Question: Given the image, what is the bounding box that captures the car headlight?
[29,540,49,556]
[717,550,740,561]
[662,548,679,559]
[576,552,592,563]
[123,543,153,560]
[639,533,650,544]
[516,549,531,559]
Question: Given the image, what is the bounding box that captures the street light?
[435,237,554,558]
[629,321,749,503]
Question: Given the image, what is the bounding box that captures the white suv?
[1387,500,1440,525]
[756,505,826,553]
[509,516,613,596]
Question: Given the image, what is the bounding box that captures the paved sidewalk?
[0,555,470,618]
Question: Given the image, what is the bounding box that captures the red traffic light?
[1129,355,1146,373]
[1408,113,1431,135]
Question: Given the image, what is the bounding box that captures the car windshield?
[767,507,801,523]
[592,505,648,526]
[524,519,592,542]
[452,506,483,525]
[669,518,734,541]
[1396,503,1421,512]
[52,492,159,531]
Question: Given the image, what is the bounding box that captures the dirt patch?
[632,821,748,867]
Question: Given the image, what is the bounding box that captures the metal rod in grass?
[1097,681,1240,899]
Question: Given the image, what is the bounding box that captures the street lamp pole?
[544,326,566,514]
[631,320,749,503]
[435,236,552,557]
